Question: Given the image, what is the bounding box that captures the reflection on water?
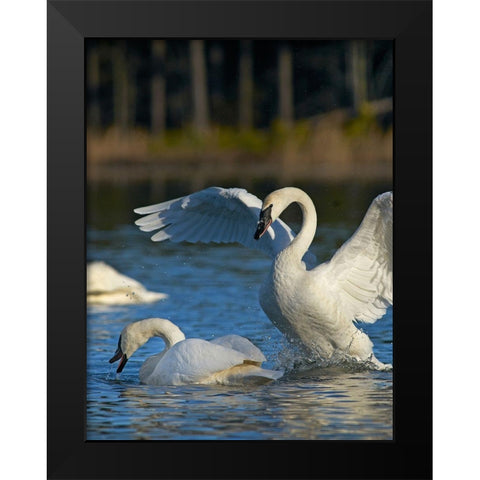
[88,369,392,440]
[87,182,392,440]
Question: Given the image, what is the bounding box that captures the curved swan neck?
[122,318,186,358]
[144,318,186,349]
[282,188,317,259]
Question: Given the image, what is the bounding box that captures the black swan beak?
[254,205,273,240]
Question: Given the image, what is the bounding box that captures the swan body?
[87,261,168,305]
[109,318,283,386]
[134,187,392,370]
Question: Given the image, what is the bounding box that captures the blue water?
[87,222,392,440]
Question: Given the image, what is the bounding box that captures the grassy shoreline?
[87,108,392,186]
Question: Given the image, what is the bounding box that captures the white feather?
[317,192,392,324]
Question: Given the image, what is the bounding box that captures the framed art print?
[48,1,432,479]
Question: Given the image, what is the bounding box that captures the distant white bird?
[134,187,392,370]
[87,261,168,305]
[109,318,283,386]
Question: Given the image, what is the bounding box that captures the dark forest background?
[86,39,392,188]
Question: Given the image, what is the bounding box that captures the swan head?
[109,318,185,373]
[254,188,294,240]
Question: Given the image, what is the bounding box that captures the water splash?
[273,339,392,375]
[106,363,119,380]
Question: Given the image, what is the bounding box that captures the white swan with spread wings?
[134,187,392,370]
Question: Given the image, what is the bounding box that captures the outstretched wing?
[314,192,392,324]
[134,186,316,263]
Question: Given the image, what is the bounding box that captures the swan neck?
[288,190,317,258]
[129,318,185,353]
[152,321,186,349]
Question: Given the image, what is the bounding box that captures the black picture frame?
[47,1,432,479]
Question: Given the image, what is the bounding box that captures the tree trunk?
[348,40,368,114]
[278,42,294,126]
[209,42,224,123]
[87,41,101,129]
[190,40,209,132]
[238,40,254,129]
[112,41,132,132]
[151,40,167,135]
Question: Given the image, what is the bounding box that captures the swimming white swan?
[87,261,168,305]
[134,187,392,370]
[109,317,283,386]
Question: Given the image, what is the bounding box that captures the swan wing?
[314,191,392,324]
[151,338,255,385]
[209,334,266,363]
[134,186,313,260]
[139,352,165,383]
